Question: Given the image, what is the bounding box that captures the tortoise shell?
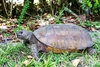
[33,23,93,52]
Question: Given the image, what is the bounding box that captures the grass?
[0,32,100,67]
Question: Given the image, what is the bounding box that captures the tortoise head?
[16,30,32,40]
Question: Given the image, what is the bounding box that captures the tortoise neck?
[29,34,37,43]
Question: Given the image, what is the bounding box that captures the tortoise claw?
[34,56,39,61]
[87,47,97,55]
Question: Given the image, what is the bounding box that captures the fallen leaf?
[0,26,8,30]
[12,39,20,42]
[42,13,48,18]
[0,18,3,21]
[49,17,55,24]
[35,24,40,29]
[21,51,25,55]
[72,58,81,67]
[22,60,31,66]
[0,23,2,26]
[0,33,3,42]
[91,27,97,32]
[79,15,87,22]
[15,64,18,67]
[27,55,33,59]
[36,19,49,26]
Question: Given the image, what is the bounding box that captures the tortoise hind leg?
[86,47,97,55]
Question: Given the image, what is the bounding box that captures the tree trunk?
[1,0,9,18]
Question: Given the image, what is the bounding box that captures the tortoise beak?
[16,30,23,38]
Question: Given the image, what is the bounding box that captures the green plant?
[55,9,64,24]
[13,25,24,33]
[13,0,29,32]
[81,0,100,14]
[81,0,92,10]
[0,43,30,67]
[84,20,92,27]
[93,0,100,14]
[17,0,29,25]
[55,5,69,24]
[92,21,100,29]
[3,33,10,37]
[82,21,100,29]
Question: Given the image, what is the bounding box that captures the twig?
[64,7,83,23]
[10,0,13,17]
[2,0,9,17]
[16,8,32,16]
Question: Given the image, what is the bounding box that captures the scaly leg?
[30,44,39,60]
[87,47,97,55]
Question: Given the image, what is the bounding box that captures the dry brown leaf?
[42,13,48,18]
[27,55,33,59]
[36,19,49,26]
[79,15,87,22]
[49,17,55,24]
[22,60,30,66]
[15,64,18,67]
[72,58,81,67]
[0,23,2,26]
[0,26,8,30]
[0,18,3,21]
[35,24,40,29]
[21,51,26,55]
[0,33,3,42]
[12,39,20,42]
[91,27,97,32]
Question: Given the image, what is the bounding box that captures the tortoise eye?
[20,31,23,34]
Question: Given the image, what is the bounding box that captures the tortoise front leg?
[30,44,39,60]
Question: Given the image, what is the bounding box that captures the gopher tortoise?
[16,23,96,60]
